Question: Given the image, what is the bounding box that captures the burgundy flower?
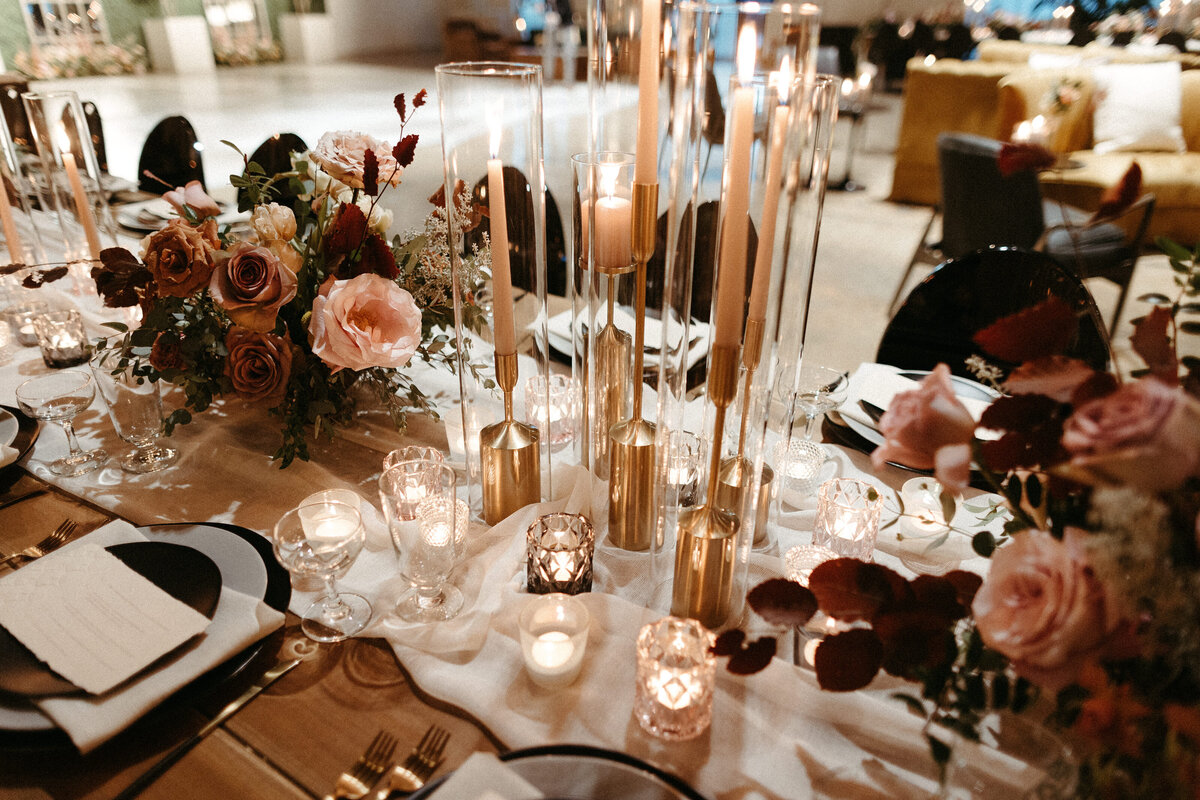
[223,326,293,404]
[143,219,221,298]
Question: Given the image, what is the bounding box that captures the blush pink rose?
[309,131,402,190]
[1061,377,1200,492]
[163,180,220,219]
[309,273,421,373]
[973,529,1123,691]
[210,242,297,331]
[871,364,976,490]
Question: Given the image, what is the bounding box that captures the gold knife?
[114,657,303,800]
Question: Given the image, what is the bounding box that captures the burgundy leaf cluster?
[92,247,153,309]
[1091,161,1142,223]
[996,141,1057,177]
[20,265,69,288]
[324,203,397,280]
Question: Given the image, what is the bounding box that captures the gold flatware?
[0,519,77,569]
[328,730,397,800]
[375,725,450,799]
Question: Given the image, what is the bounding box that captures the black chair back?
[938,132,1045,259]
[1158,31,1188,52]
[0,78,31,151]
[240,132,307,207]
[138,115,205,192]
[877,247,1111,379]
[466,166,566,297]
[1111,30,1135,47]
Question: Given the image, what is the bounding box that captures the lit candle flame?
[488,101,504,158]
[55,123,73,156]
[599,162,619,199]
[736,24,756,83]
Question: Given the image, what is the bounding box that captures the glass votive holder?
[635,617,717,741]
[418,493,470,556]
[784,544,839,587]
[303,488,363,511]
[665,430,705,507]
[898,476,955,535]
[383,445,444,472]
[813,478,884,560]
[526,512,594,595]
[379,458,445,522]
[523,374,581,452]
[7,299,49,346]
[34,309,88,368]
[775,438,826,508]
[518,593,590,688]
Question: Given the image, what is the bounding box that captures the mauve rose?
[973,529,1123,691]
[143,219,221,298]
[309,131,402,190]
[1061,377,1200,492]
[309,273,421,373]
[871,364,977,490]
[210,242,297,331]
[163,180,220,219]
[224,327,293,404]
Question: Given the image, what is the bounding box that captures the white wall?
[326,0,446,56]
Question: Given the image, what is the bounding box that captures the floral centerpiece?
[716,235,1200,795]
[89,91,490,466]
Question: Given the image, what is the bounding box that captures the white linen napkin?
[428,752,542,799]
[24,520,285,753]
[840,363,992,430]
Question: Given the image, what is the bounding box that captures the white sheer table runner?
[0,280,1003,798]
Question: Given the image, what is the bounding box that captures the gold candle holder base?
[714,457,774,546]
[480,418,541,526]
[671,505,739,629]
[594,321,631,479]
[608,417,657,550]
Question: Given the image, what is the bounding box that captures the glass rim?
[378,459,456,490]
[519,591,589,628]
[434,61,542,79]
[19,89,81,102]
[675,0,821,19]
[570,151,636,167]
[16,369,92,395]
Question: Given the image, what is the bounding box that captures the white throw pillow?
[1091,61,1187,154]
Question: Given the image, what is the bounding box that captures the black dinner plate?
[0,542,222,698]
[0,521,290,751]
[409,743,710,800]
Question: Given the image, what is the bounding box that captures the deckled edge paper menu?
[0,543,212,695]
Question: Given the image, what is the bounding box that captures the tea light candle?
[298,502,360,550]
[419,494,469,555]
[899,477,953,535]
[813,478,884,560]
[33,309,88,368]
[634,617,716,740]
[519,593,589,688]
[776,438,825,507]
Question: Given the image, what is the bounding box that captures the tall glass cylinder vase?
[21,91,118,268]
[649,66,837,631]
[436,62,553,525]
[0,110,46,271]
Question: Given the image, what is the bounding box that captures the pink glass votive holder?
[523,374,581,452]
[634,616,716,741]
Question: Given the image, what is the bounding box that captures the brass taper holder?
[480,351,541,526]
[714,318,773,545]
[608,181,659,551]
[672,343,740,628]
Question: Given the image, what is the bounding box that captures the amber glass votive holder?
[526,512,594,595]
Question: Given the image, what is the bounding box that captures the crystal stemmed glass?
[380,462,464,622]
[271,499,372,642]
[89,349,178,473]
[793,363,849,441]
[15,371,107,476]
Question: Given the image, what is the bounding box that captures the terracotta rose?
[223,327,293,404]
[143,219,222,298]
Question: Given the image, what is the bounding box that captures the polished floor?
[37,54,1177,375]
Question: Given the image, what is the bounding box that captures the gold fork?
[0,520,78,569]
[375,725,451,799]
[326,730,397,800]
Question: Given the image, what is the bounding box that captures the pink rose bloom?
[309,131,402,190]
[163,180,220,219]
[309,273,421,373]
[973,529,1123,691]
[1062,377,1200,492]
[210,242,297,332]
[871,364,976,490]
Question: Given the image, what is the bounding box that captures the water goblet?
[384,464,465,623]
[89,349,178,473]
[15,371,107,476]
[271,499,372,642]
[794,364,849,441]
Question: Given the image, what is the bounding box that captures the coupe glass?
[89,350,178,473]
[15,371,107,476]
[271,499,371,642]
[793,364,849,441]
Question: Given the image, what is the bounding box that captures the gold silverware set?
[0,519,77,569]
[327,725,451,800]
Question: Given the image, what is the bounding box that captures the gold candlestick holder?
[594,272,633,478]
[480,351,542,525]
[672,343,740,628]
[608,181,658,551]
[713,318,774,545]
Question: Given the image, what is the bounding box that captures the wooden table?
[0,473,505,800]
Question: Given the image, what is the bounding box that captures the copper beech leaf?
[393,134,418,168]
[394,92,407,122]
[412,89,427,108]
[1003,356,1100,403]
[357,232,398,280]
[996,142,1056,177]
[711,629,745,656]
[973,297,1077,363]
[747,578,817,628]
[362,149,379,196]
[979,394,1063,434]
[324,202,368,257]
[908,575,968,621]
[808,559,911,623]
[1070,371,1120,406]
[21,265,68,288]
[978,425,1066,472]
[944,570,983,609]
[93,247,152,308]
[1131,305,1176,380]
[874,611,957,678]
[1091,161,1142,223]
[814,629,884,691]
[711,631,777,675]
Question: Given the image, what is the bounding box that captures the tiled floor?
[36,55,1179,375]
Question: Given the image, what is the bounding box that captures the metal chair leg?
[888,206,940,316]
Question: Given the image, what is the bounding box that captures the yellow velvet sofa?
[976,38,1200,70]
[997,68,1200,243]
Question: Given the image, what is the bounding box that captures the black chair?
[240,132,307,207]
[1158,31,1188,52]
[942,24,976,60]
[466,166,567,297]
[1111,30,1135,47]
[879,247,1112,379]
[138,115,205,193]
[890,132,1155,331]
[995,25,1023,41]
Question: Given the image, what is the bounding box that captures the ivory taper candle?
[58,126,102,261]
[634,0,662,185]
[747,59,792,326]
[713,25,757,349]
[487,122,516,355]
[0,179,25,264]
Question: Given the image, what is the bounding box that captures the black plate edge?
[0,404,40,477]
[409,742,711,800]
[0,521,290,752]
